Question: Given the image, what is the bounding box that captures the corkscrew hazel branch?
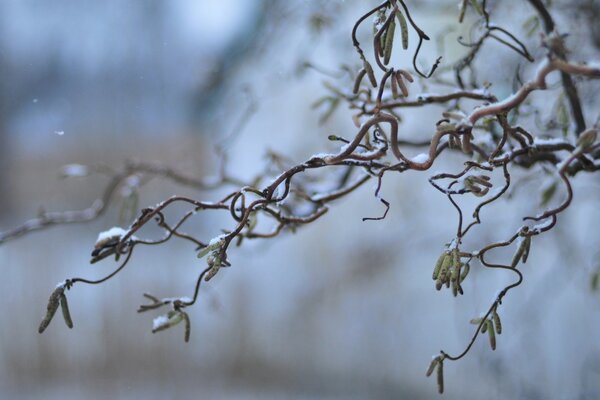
[6,0,600,394]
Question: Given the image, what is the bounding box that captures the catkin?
[426,357,438,377]
[437,359,444,394]
[398,69,414,83]
[460,262,470,283]
[364,60,378,87]
[395,9,409,49]
[383,19,396,65]
[395,71,409,97]
[38,286,65,334]
[60,293,73,329]
[487,320,496,350]
[432,253,446,280]
[492,309,502,334]
[183,312,191,343]
[353,69,367,94]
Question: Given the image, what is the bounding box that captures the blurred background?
[0,0,599,398]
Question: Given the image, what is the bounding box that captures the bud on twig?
[576,128,598,151]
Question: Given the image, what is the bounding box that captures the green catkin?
[437,359,444,394]
[492,309,502,334]
[432,253,446,280]
[383,18,396,65]
[511,242,525,268]
[364,60,378,87]
[182,312,191,343]
[522,236,531,263]
[60,293,73,329]
[395,9,409,49]
[353,69,366,94]
[391,72,400,99]
[458,0,468,23]
[38,286,65,334]
[487,320,496,350]
[398,69,414,83]
[460,262,470,283]
[395,71,409,97]
[426,357,438,377]
[469,0,484,15]
[378,27,386,58]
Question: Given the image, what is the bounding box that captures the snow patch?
[410,153,429,164]
[61,164,89,178]
[152,315,169,331]
[96,227,127,245]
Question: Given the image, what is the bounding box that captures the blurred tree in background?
[0,1,599,398]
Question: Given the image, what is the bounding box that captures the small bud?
[436,121,456,134]
[576,128,598,150]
